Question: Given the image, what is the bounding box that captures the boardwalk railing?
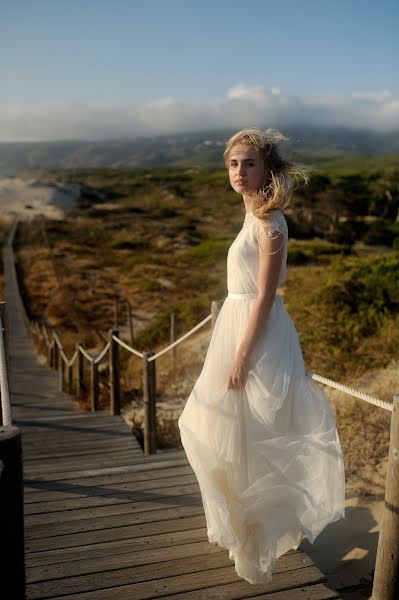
[0,300,26,599]
[7,217,399,598]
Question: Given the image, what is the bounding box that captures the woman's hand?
[227,352,252,390]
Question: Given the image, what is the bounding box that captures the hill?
[1,124,399,175]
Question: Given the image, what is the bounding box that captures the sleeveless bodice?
[227,209,288,295]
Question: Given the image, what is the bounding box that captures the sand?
[0,176,79,221]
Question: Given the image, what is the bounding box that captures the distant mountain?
[0,124,398,175]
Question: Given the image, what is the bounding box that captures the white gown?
[177,209,345,585]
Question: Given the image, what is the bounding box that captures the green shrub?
[362,220,395,246]
[319,255,399,341]
[184,238,230,264]
[325,222,357,245]
[288,249,310,265]
[152,207,179,218]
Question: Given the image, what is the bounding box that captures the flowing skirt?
[177,293,345,585]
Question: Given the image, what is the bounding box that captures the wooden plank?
[24,473,198,508]
[23,443,142,461]
[16,412,131,431]
[25,489,202,526]
[25,528,209,567]
[22,450,144,475]
[123,583,340,600]
[27,545,313,582]
[24,442,140,457]
[26,551,317,596]
[25,503,205,539]
[22,455,188,482]
[25,514,207,552]
[23,464,194,499]
[26,564,327,600]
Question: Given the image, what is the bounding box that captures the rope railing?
[77,344,94,362]
[28,299,395,429]
[305,369,393,412]
[94,342,110,364]
[110,312,213,361]
[111,335,145,358]
[148,313,213,361]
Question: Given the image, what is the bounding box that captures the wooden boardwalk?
[4,222,341,599]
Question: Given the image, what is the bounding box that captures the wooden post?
[143,351,157,455]
[76,343,84,397]
[170,312,176,372]
[114,296,119,329]
[109,329,120,415]
[53,342,59,371]
[371,392,399,600]
[91,361,99,411]
[126,300,134,346]
[211,299,224,330]
[0,426,26,599]
[58,354,64,392]
[47,340,53,366]
[67,360,73,392]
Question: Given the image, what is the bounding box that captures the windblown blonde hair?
[223,127,312,222]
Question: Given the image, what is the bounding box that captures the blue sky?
[0,0,398,140]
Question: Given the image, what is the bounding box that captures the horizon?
[0,122,398,147]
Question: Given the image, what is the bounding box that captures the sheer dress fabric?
[178,209,345,585]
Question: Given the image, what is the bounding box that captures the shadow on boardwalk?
[4,221,342,599]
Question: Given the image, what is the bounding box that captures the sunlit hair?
[223,127,312,220]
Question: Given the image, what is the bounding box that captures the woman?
[178,127,345,585]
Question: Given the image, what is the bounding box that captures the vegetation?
[15,159,398,362]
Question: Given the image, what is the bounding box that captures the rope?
[94,342,110,364]
[0,316,11,426]
[112,335,145,358]
[306,369,393,412]
[43,327,52,349]
[67,350,78,368]
[51,332,69,364]
[52,331,63,350]
[148,313,213,361]
[35,322,43,339]
[78,344,94,363]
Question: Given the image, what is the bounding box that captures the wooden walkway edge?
[4,220,342,599]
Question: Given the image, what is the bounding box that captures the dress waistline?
[228,292,258,299]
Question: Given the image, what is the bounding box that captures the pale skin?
[209,144,285,546]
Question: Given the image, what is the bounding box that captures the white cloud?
[0,85,397,142]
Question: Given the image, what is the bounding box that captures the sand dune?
[0,176,79,221]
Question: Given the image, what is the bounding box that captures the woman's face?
[227,144,266,195]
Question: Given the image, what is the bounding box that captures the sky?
[0,0,398,141]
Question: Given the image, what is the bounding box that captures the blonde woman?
[178,127,345,585]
